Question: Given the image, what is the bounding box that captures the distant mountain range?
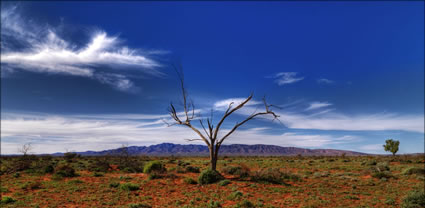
[52,143,368,156]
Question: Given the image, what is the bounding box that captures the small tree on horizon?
[383,139,400,156]
[166,65,280,171]
[18,143,33,156]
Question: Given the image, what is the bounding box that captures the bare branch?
[199,120,210,138]
[217,97,280,146]
[213,94,253,140]
[18,143,33,156]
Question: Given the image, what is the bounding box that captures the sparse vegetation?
[402,189,425,208]
[143,161,166,174]
[120,183,140,191]
[1,154,423,207]
[198,169,225,185]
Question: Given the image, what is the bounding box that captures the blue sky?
[1,2,424,154]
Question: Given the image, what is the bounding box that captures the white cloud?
[306,101,333,111]
[0,6,163,92]
[214,98,261,110]
[1,112,360,154]
[317,78,334,84]
[272,72,304,86]
[280,111,424,133]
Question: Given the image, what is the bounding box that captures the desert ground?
[1,155,424,208]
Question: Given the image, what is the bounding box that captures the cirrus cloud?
[1,5,166,92]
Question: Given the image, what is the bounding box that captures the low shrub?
[372,171,393,179]
[366,160,377,166]
[119,159,144,173]
[68,180,84,184]
[54,164,77,177]
[236,200,255,208]
[148,173,163,180]
[250,168,299,184]
[93,172,104,177]
[64,152,78,162]
[1,196,16,204]
[13,172,20,178]
[88,158,110,172]
[376,162,390,172]
[221,164,250,178]
[313,171,330,178]
[184,177,197,184]
[198,169,224,185]
[402,189,425,208]
[185,166,200,173]
[120,183,139,191]
[218,179,231,186]
[143,161,166,174]
[402,167,425,175]
[228,190,243,200]
[21,181,42,190]
[109,182,120,188]
[128,203,152,208]
[207,200,222,208]
[43,164,55,174]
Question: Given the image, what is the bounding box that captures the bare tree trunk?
[210,154,217,171]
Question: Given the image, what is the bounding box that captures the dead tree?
[18,143,33,156]
[167,66,280,171]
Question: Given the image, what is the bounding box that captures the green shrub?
[120,176,133,180]
[64,152,78,162]
[68,180,84,184]
[366,160,377,166]
[143,161,166,174]
[370,162,392,179]
[402,189,425,208]
[402,167,425,175]
[1,196,16,204]
[43,164,55,174]
[221,165,250,178]
[236,200,255,208]
[148,173,163,180]
[198,169,224,185]
[54,164,77,177]
[250,168,298,184]
[93,172,104,177]
[88,159,110,172]
[313,171,330,178]
[207,200,222,208]
[128,203,152,208]
[109,182,120,188]
[118,160,144,173]
[218,179,231,186]
[385,198,396,205]
[185,166,200,173]
[376,162,390,171]
[120,183,139,191]
[228,190,243,200]
[21,181,42,190]
[184,177,197,184]
[372,171,392,179]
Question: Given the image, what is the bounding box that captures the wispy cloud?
[1,112,360,154]
[207,98,424,133]
[0,5,164,92]
[317,78,334,84]
[271,72,304,86]
[306,101,333,111]
[214,98,261,110]
[280,112,424,133]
